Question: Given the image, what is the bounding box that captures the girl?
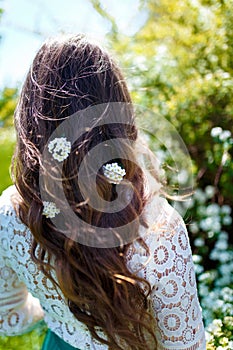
[0,34,206,349]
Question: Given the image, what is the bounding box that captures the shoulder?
[142,195,189,244]
[0,185,27,233]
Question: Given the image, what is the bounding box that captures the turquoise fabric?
[42,329,81,350]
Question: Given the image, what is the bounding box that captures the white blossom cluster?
[210,127,232,141]
[187,183,233,339]
[200,286,233,325]
[197,251,233,323]
[48,137,71,162]
[42,201,60,218]
[103,163,126,184]
[189,187,232,237]
[205,316,233,349]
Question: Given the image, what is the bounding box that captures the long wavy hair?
[12,34,157,349]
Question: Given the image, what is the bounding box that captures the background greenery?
[0,0,232,349]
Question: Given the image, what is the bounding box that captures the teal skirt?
[42,329,81,350]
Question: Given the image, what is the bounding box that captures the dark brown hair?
[12,34,157,349]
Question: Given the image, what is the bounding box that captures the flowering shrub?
[185,127,233,347]
[206,317,233,350]
[190,185,233,320]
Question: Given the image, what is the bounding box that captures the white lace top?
[0,186,206,349]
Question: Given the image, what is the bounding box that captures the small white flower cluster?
[103,163,126,185]
[210,230,233,270]
[211,127,232,141]
[189,182,233,337]
[48,137,71,162]
[206,316,233,349]
[190,187,232,237]
[199,216,221,233]
[193,186,215,204]
[207,318,223,333]
[200,285,233,324]
[42,201,60,218]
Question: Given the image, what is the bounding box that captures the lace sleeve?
[0,187,44,336]
[127,199,206,350]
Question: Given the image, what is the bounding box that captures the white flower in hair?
[42,201,60,218]
[48,137,71,162]
[103,162,126,185]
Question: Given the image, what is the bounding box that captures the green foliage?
[0,88,18,194]
[0,322,47,350]
[0,127,15,194]
[0,87,18,127]
[89,0,118,39]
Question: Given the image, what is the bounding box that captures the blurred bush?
[0,322,47,350]
[0,87,17,194]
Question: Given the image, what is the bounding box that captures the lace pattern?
[0,186,206,349]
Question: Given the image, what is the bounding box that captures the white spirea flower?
[200,216,221,232]
[221,205,232,215]
[204,331,213,343]
[200,217,221,232]
[48,137,71,162]
[103,163,126,185]
[205,185,215,198]
[210,249,219,260]
[194,264,204,275]
[218,251,232,263]
[219,231,229,241]
[194,188,206,203]
[219,130,231,141]
[206,203,220,216]
[194,237,205,247]
[192,254,202,264]
[222,215,232,226]
[189,221,199,234]
[215,240,228,251]
[42,201,60,218]
[213,319,223,327]
[211,127,222,138]
[216,345,225,350]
